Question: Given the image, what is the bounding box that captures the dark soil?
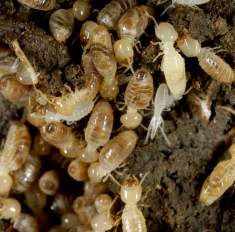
[1,0,235,231]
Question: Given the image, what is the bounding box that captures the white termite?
[145,83,175,145]
[151,22,186,98]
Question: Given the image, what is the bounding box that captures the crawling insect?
[120,69,154,129]
[49,9,74,43]
[152,22,186,98]
[88,130,138,183]
[200,143,235,206]
[177,32,235,83]
[145,83,175,145]
[97,0,138,31]
[114,5,155,68]
[16,0,56,11]
[79,100,114,163]
[72,0,92,21]
[0,198,21,219]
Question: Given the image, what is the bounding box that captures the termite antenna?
[160,4,175,17]
[140,171,150,186]
[145,12,158,28]
[103,173,122,187]
[108,195,118,211]
[128,60,135,75]
[132,174,139,182]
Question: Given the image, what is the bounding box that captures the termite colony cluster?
[0,0,235,231]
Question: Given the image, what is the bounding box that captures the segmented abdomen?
[198,48,235,83]
[122,205,147,232]
[17,0,56,11]
[175,0,209,4]
[97,0,138,30]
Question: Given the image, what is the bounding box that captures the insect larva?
[0,121,31,197]
[121,69,154,129]
[33,131,51,156]
[200,143,235,206]
[88,25,119,100]
[97,0,138,31]
[49,9,74,43]
[16,0,56,11]
[40,121,85,158]
[11,153,42,194]
[88,130,138,183]
[177,32,235,83]
[39,170,60,195]
[0,198,21,219]
[153,22,186,97]
[73,0,91,21]
[79,100,114,163]
[0,75,33,106]
[68,159,90,181]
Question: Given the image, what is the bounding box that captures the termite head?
[120,178,142,204]
[229,143,235,158]
[91,211,115,231]
[155,22,178,42]
[120,112,142,129]
[177,32,201,57]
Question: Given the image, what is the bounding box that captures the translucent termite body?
[88,130,138,183]
[200,143,235,206]
[50,193,71,215]
[39,170,60,195]
[114,5,155,67]
[153,22,186,98]
[121,69,153,129]
[60,212,80,231]
[0,198,21,219]
[68,224,93,232]
[49,9,74,43]
[177,32,235,83]
[16,0,56,11]
[97,0,138,31]
[88,25,118,100]
[12,153,42,194]
[145,83,175,145]
[40,121,85,158]
[79,100,114,163]
[33,131,51,156]
[68,160,90,181]
[73,0,92,21]
[79,21,98,48]
[0,74,33,106]
[0,121,31,197]
[94,194,112,214]
[120,177,147,232]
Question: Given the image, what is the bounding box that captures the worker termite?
[145,83,174,145]
[60,212,80,231]
[88,130,138,183]
[16,0,56,11]
[0,121,31,197]
[68,159,90,181]
[94,194,113,214]
[200,143,235,206]
[120,69,154,129]
[72,0,92,21]
[49,193,71,215]
[40,121,86,158]
[79,100,114,163]
[39,170,60,195]
[97,0,138,31]
[49,9,74,43]
[0,198,21,219]
[88,25,118,100]
[32,131,51,156]
[11,153,42,194]
[114,5,155,68]
[27,112,46,128]
[177,32,235,83]
[152,22,186,98]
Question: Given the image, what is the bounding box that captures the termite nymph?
[97,0,138,31]
[33,131,51,156]
[49,9,74,43]
[114,5,155,68]
[79,100,114,163]
[68,160,90,181]
[72,0,92,21]
[200,143,235,206]
[177,32,235,83]
[0,198,21,219]
[94,194,113,214]
[39,170,59,195]
[121,69,154,129]
[16,0,56,11]
[88,130,138,183]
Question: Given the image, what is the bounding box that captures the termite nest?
[1,0,235,231]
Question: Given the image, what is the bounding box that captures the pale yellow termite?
[200,143,235,206]
[16,0,56,11]
[0,198,21,219]
[72,0,92,21]
[178,32,235,83]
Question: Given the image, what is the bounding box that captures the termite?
[0,121,31,197]
[97,0,138,31]
[200,143,235,206]
[68,159,90,181]
[79,100,114,163]
[72,0,92,21]
[120,69,154,129]
[152,22,186,98]
[32,131,51,156]
[88,25,119,100]
[16,0,56,11]
[94,194,113,214]
[88,130,138,183]
[0,198,21,219]
[49,9,74,43]
[114,5,155,68]
[177,32,235,83]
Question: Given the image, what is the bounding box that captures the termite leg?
[152,52,164,63]
[139,171,150,186]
